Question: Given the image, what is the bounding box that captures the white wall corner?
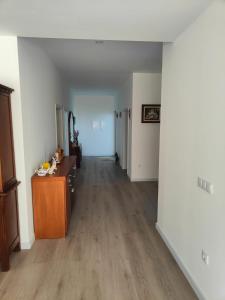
[20,234,35,250]
[155,223,206,300]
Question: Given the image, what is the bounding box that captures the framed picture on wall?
[141,104,161,123]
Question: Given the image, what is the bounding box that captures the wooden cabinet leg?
[0,250,10,272]
[14,242,21,252]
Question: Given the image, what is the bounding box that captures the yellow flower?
[42,162,50,170]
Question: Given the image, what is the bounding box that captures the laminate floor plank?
[0,157,197,300]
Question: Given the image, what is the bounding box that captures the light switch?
[202,180,207,190]
[206,182,214,195]
[197,177,214,195]
[197,177,202,187]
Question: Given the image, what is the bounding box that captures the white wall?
[131,73,161,181]
[0,37,72,248]
[157,1,225,299]
[17,38,65,247]
[73,92,116,156]
[0,37,30,248]
[116,73,161,179]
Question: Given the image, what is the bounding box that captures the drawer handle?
[69,175,75,178]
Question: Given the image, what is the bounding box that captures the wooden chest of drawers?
[32,156,76,239]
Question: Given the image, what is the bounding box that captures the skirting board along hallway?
[156,223,206,300]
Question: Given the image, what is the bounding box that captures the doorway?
[74,93,115,156]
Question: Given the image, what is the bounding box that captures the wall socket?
[197,177,214,194]
[201,250,209,265]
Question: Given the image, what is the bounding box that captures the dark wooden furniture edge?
[0,84,20,272]
[0,84,14,94]
[0,181,21,197]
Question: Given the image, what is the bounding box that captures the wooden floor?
[0,157,197,300]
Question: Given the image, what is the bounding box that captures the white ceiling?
[0,0,211,42]
[31,38,162,88]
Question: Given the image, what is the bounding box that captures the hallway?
[0,157,196,300]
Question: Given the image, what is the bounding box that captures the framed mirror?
[68,111,75,155]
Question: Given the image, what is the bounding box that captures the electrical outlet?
[201,250,209,265]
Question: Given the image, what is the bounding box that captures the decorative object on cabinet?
[68,111,82,168]
[141,104,161,123]
[48,157,57,175]
[0,84,21,272]
[32,156,76,239]
[42,162,50,170]
[35,168,49,177]
[35,148,65,177]
[55,147,64,163]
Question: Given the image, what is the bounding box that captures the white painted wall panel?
[158,1,225,299]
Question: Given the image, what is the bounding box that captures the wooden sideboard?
[0,84,21,272]
[71,145,82,168]
[32,156,76,239]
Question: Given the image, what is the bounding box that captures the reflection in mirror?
[68,111,75,155]
[68,112,74,143]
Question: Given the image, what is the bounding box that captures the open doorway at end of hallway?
[72,91,117,157]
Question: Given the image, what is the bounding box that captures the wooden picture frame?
[141,104,160,123]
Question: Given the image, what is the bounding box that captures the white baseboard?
[20,235,35,250]
[131,177,158,182]
[156,223,206,300]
